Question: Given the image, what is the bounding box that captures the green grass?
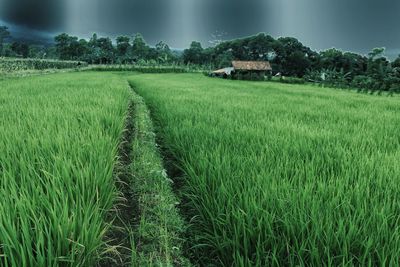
[0,72,131,266]
[129,74,400,266]
[129,89,190,266]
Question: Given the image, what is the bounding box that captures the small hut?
[231,61,272,80]
[211,67,234,78]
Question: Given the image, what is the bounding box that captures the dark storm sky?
[0,0,399,57]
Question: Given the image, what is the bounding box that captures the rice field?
[0,72,131,266]
[129,74,400,266]
[1,71,400,266]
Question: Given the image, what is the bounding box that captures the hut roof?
[232,61,272,71]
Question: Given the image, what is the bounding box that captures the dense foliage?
[184,34,400,92]
[131,74,400,266]
[305,47,400,93]
[52,33,179,65]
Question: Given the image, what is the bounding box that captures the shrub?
[90,64,203,73]
[279,76,305,84]
[0,57,87,72]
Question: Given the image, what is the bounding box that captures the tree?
[247,33,275,61]
[274,37,313,76]
[55,33,88,60]
[76,39,89,60]
[368,47,385,60]
[68,37,86,60]
[11,42,30,58]
[392,55,400,68]
[85,33,115,64]
[318,49,367,79]
[367,48,389,80]
[215,49,234,68]
[155,41,172,63]
[54,33,71,60]
[54,33,78,60]
[97,37,115,64]
[132,33,149,61]
[87,33,100,63]
[28,45,47,59]
[286,50,311,77]
[0,26,11,56]
[183,41,204,64]
[116,36,131,63]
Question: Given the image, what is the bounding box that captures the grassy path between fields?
[105,82,191,266]
[101,100,138,266]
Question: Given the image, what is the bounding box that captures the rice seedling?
[129,74,400,266]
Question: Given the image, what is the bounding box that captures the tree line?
[1,25,400,92]
[53,33,178,64]
[183,34,400,92]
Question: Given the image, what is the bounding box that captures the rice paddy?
[0,72,131,266]
[1,71,400,266]
[129,74,400,266]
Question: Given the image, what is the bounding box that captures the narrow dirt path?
[101,82,191,266]
[101,100,139,267]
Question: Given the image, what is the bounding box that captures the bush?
[0,58,87,72]
[251,72,265,81]
[90,64,203,73]
[279,76,305,84]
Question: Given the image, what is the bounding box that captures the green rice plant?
[129,74,400,266]
[0,72,131,266]
[0,57,87,73]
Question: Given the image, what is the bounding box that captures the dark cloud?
[200,0,274,39]
[0,0,399,56]
[93,0,171,42]
[273,0,400,55]
[0,0,64,31]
